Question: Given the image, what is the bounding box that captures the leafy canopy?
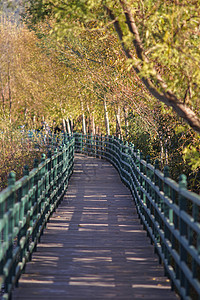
[24,0,200,133]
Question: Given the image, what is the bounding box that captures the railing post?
[135,149,140,192]
[94,134,97,157]
[23,165,30,220]
[123,141,129,185]
[164,166,173,221]
[146,155,152,197]
[128,142,135,197]
[104,135,108,158]
[5,172,16,294]
[154,159,160,205]
[99,134,102,158]
[8,171,16,188]
[154,160,161,253]
[90,133,93,156]
[119,139,124,177]
[7,172,16,228]
[139,152,146,204]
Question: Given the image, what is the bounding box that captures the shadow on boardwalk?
[13,154,178,300]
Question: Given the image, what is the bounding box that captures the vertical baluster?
[154,160,160,206]
[32,158,39,252]
[123,141,129,186]
[191,203,198,280]
[94,134,97,157]
[23,165,29,217]
[163,166,171,273]
[154,160,161,259]
[146,155,152,199]
[178,174,188,293]
[119,139,124,179]
[110,135,114,162]
[47,150,52,214]
[66,141,70,185]
[96,134,99,158]
[61,144,66,192]
[135,149,140,195]
[23,165,30,263]
[90,133,93,156]
[39,154,46,241]
[4,172,16,294]
[7,172,16,240]
[127,143,132,188]
[139,152,146,204]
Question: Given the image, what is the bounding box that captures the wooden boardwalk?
[13,154,178,300]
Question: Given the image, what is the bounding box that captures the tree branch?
[110,0,200,134]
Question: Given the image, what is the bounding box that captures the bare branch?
[106,0,200,134]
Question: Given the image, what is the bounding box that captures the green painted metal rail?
[1,132,200,300]
[0,137,74,300]
[74,133,200,300]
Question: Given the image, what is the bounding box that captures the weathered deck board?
[12,154,178,299]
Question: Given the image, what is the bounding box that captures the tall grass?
[0,128,48,191]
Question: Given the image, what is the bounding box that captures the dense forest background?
[0,0,199,193]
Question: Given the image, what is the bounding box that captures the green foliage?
[23,0,200,135]
[0,2,199,194]
[183,146,200,171]
[127,112,156,159]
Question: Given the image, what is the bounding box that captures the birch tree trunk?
[66,117,71,135]
[123,106,129,138]
[115,106,121,138]
[104,99,110,135]
[81,99,86,134]
[62,118,67,134]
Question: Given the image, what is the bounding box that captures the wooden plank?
[12,154,179,299]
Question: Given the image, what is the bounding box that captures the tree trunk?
[82,113,86,134]
[115,106,121,138]
[62,118,67,134]
[66,117,71,135]
[70,118,74,133]
[104,99,110,135]
[107,3,200,134]
[123,106,129,138]
[81,99,86,135]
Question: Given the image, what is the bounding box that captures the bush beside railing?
[74,133,200,300]
[0,137,74,300]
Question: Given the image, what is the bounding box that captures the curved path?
[13,154,178,299]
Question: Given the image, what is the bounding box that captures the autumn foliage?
[0,7,199,193]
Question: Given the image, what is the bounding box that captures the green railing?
[1,132,199,300]
[0,137,74,300]
[74,133,200,300]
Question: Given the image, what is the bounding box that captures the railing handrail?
[1,132,199,300]
[0,136,75,300]
[73,132,200,300]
